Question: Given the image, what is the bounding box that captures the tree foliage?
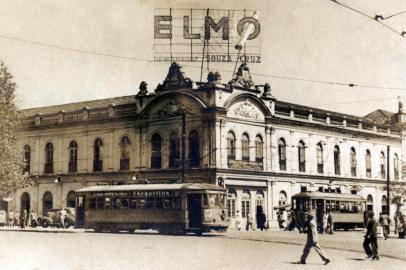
[0,62,27,198]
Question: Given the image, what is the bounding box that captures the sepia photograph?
[0,0,405,269]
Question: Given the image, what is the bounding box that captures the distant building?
[13,62,406,228]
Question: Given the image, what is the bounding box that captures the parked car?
[40,208,76,228]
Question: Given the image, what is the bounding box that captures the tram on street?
[75,183,229,235]
[292,191,366,230]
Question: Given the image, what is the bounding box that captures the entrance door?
[21,192,30,212]
[76,196,85,227]
[187,194,202,228]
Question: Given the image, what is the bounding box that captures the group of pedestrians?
[6,209,37,228]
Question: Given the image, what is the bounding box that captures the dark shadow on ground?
[347,258,365,261]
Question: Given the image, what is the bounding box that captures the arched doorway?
[43,192,53,215]
[66,191,76,208]
[20,192,30,212]
[255,191,265,229]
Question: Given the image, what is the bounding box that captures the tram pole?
[387,145,390,217]
[181,110,186,183]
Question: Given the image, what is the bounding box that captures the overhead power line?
[311,96,404,107]
[329,0,406,40]
[376,11,406,21]
[0,31,405,91]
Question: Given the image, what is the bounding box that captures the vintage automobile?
[39,208,76,228]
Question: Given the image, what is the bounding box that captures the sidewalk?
[0,226,86,233]
[225,229,406,261]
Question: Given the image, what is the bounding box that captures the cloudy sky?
[0,0,405,117]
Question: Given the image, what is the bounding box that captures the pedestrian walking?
[60,208,67,228]
[379,212,390,240]
[256,206,266,231]
[14,210,20,227]
[246,212,255,231]
[363,212,379,260]
[298,213,330,265]
[21,209,27,229]
[281,209,288,230]
[325,210,334,234]
[8,210,14,227]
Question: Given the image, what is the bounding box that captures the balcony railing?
[228,158,263,171]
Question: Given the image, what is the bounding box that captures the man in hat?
[363,212,379,260]
[299,213,330,265]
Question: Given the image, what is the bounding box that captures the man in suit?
[363,212,379,260]
[299,213,331,265]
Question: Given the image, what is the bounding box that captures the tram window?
[173,197,180,209]
[208,194,219,207]
[202,195,208,207]
[97,198,104,209]
[311,200,316,210]
[335,201,340,211]
[90,198,96,209]
[305,200,310,211]
[146,198,154,209]
[163,197,172,208]
[113,198,121,209]
[139,198,146,209]
[155,197,163,209]
[220,194,226,208]
[130,198,137,209]
[122,198,129,208]
[105,197,111,209]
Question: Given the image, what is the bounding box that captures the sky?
[0,0,406,117]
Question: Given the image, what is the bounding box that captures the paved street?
[0,229,404,270]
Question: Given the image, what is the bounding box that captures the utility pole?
[181,110,186,183]
[387,145,390,216]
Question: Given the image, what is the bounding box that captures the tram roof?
[75,183,226,193]
[291,191,365,201]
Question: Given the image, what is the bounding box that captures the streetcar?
[292,191,366,230]
[75,183,228,235]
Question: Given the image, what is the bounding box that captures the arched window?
[93,138,103,172]
[366,194,373,212]
[43,192,53,215]
[278,138,287,171]
[188,131,200,168]
[279,191,287,206]
[365,150,372,178]
[255,135,263,162]
[151,133,162,169]
[66,191,76,208]
[44,143,54,174]
[169,132,180,168]
[227,189,237,218]
[316,143,323,173]
[241,133,250,161]
[380,152,386,179]
[120,136,131,171]
[255,190,265,207]
[227,131,236,159]
[381,195,387,213]
[350,148,357,176]
[241,190,251,218]
[394,154,399,180]
[334,146,340,175]
[68,141,78,173]
[23,145,31,173]
[298,141,306,172]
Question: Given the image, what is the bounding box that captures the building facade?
[13,62,406,229]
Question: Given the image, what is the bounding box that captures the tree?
[0,62,28,198]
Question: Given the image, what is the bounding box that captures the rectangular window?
[227,199,236,218]
[163,197,172,208]
[242,141,250,161]
[130,198,138,209]
[97,198,104,209]
[155,197,163,209]
[208,194,219,207]
[255,141,263,162]
[90,198,96,209]
[173,197,181,209]
[104,197,111,209]
[138,198,146,209]
[146,198,154,209]
[241,201,250,218]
